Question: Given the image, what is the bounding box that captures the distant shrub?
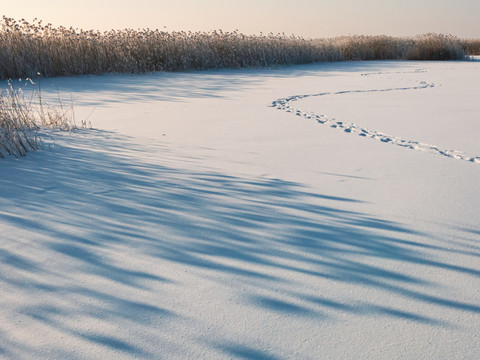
[407,33,466,60]
[463,39,480,55]
[0,16,472,80]
[326,35,410,60]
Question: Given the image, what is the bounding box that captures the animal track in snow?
[270,70,480,164]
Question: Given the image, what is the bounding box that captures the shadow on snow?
[0,129,479,357]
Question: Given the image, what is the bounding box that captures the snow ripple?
[270,70,480,164]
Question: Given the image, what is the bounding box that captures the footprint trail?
[270,70,480,164]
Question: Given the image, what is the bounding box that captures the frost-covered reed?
[0,84,40,157]
[0,81,78,158]
[0,16,471,80]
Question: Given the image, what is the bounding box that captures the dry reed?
[0,16,472,80]
[0,83,40,157]
[0,80,79,158]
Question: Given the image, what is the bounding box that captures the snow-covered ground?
[1,59,479,359]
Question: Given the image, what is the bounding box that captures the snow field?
[0,59,479,359]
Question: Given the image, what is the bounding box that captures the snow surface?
[1,59,479,359]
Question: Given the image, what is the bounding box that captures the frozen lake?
[1,59,479,359]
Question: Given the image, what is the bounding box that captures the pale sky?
[3,0,479,38]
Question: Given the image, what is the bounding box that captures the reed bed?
[0,16,471,80]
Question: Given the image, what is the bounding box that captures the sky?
[2,0,480,38]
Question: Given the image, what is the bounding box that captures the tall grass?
[0,16,471,80]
